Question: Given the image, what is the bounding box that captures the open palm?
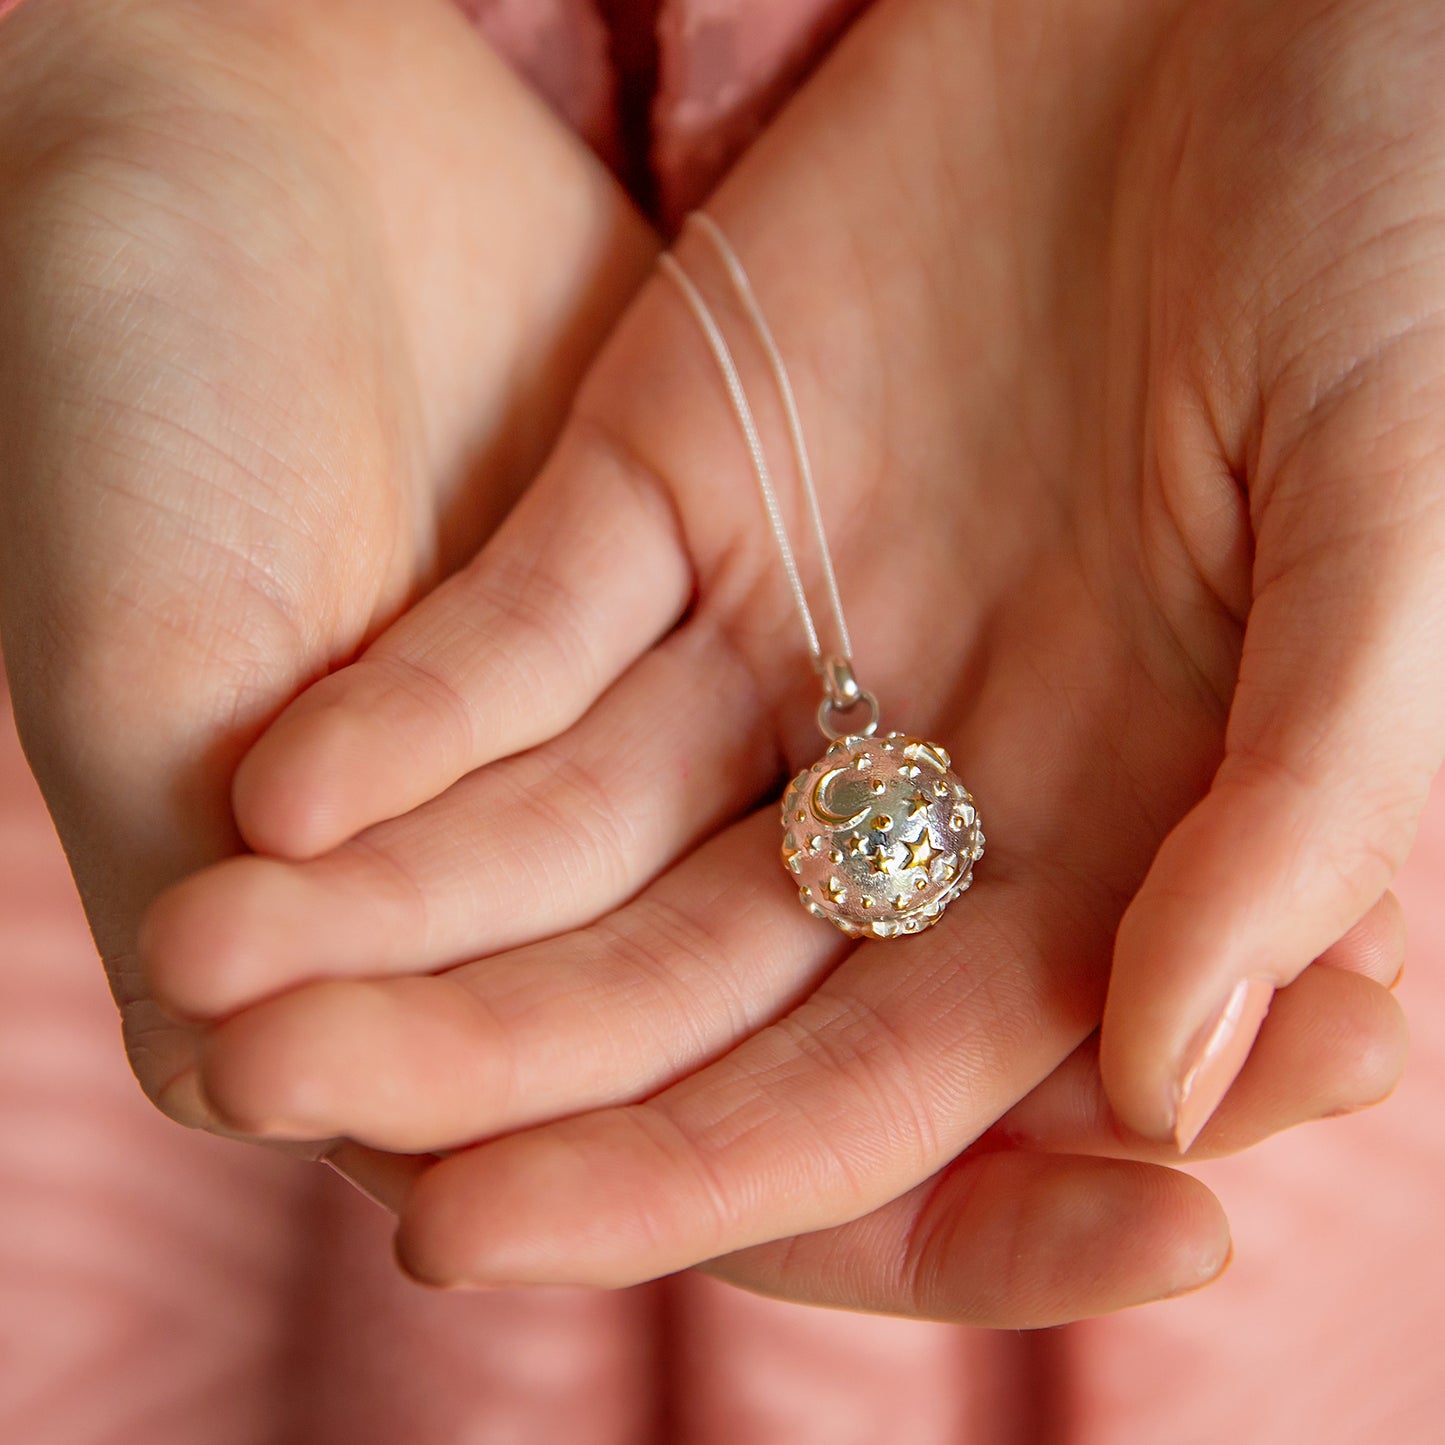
[0,0,650,1128]
[145,0,1442,1323]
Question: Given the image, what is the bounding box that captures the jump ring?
[818,689,880,740]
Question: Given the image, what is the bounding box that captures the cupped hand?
[146,0,1439,1323]
[0,0,652,1133]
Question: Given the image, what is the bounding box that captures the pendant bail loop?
[820,654,862,708]
[817,655,879,740]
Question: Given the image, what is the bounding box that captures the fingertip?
[1098,904,1186,1145]
[153,1066,226,1132]
[1317,889,1407,989]
[1317,972,1410,1116]
[1105,886,1410,1154]
[142,855,313,1020]
[919,1154,1232,1323]
[200,980,385,1139]
[395,1134,633,1290]
[1162,1234,1234,1305]
[198,1013,298,1138]
[1100,756,1413,1148]
[139,874,228,1023]
[393,1227,448,1289]
[394,1168,475,1289]
[393,1230,469,1290]
[1153,1168,1234,1300]
[234,698,382,860]
[1377,888,1408,964]
[1052,1159,1233,1308]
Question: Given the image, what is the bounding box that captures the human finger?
[0,0,656,1132]
[707,1151,1232,1326]
[143,620,779,1019]
[1103,342,1445,1152]
[233,419,692,860]
[392,867,1108,1289]
[992,963,1406,1162]
[1310,889,1407,988]
[194,810,847,1149]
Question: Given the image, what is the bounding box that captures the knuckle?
[462,550,602,722]
[539,749,638,899]
[362,650,477,773]
[588,900,739,1070]
[608,1107,737,1260]
[771,994,943,1184]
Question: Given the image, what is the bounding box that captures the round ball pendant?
[780,731,985,939]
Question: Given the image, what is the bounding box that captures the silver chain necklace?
[660,213,985,940]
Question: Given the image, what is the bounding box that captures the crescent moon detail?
[810,767,871,830]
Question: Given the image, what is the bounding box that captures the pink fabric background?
[454,0,872,225]
[2,1,1444,1440]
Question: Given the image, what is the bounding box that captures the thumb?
[1102,339,1445,1150]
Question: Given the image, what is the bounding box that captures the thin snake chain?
[658,214,986,940]
[659,212,868,734]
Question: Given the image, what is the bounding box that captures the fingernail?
[392,1231,496,1291]
[322,1140,430,1215]
[322,1155,394,1213]
[1174,978,1274,1154]
[1162,1237,1235,1301]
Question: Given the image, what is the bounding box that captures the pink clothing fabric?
[452,0,623,170]
[462,0,870,224]
[650,0,869,223]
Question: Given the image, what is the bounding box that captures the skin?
[4,0,1437,1327]
[0,0,654,1142]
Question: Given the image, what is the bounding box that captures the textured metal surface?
[780,732,985,939]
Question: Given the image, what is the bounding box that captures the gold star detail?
[825,877,847,902]
[903,832,937,870]
[907,791,930,818]
[907,742,951,771]
[891,893,911,911]
[845,833,869,856]
[781,839,804,873]
[869,847,896,876]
